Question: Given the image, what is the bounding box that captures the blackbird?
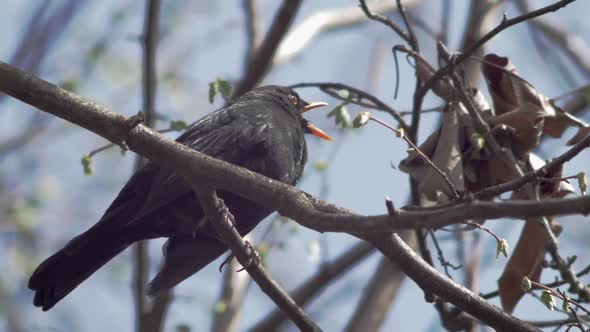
[29,85,330,311]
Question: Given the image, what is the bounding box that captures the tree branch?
[232,0,302,99]
[250,241,374,331]
[133,2,172,332]
[345,231,416,332]
[242,0,260,68]
[194,188,322,332]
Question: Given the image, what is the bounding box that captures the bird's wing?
[99,106,272,233]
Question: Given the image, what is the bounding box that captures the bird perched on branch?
[29,85,330,311]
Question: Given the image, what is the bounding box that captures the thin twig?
[358,0,412,44]
[290,81,409,131]
[429,230,461,278]
[368,114,461,199]
[417,0,576,110]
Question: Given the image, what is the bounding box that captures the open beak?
[299,101,332,141]
[306,122,332,141]
[300,101,329,114]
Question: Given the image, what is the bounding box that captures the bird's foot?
[120,111,145,151]
[217,241,261,273]
[216,198,236,229]
[236,240,260,272]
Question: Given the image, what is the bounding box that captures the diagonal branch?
[250,241,374,332]
[232,0,302,99]
[194,188,322,332]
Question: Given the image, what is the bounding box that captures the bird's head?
[247,85,332,141]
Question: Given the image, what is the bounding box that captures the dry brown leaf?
[399,104,464,200]
[482,54,519,116]
[498,219,562,313]
[544,104,590,145]
[500,154,568,313]
[415,58,453,100]
[482,54,557,159]
[484,53,590,146]
[490,102,545,159]
[533,154,576,198]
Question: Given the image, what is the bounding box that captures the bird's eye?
[288,94,298,105]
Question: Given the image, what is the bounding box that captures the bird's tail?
[28,227,130,311]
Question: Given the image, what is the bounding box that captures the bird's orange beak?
[306,122,332,141]
[299,102,332,141]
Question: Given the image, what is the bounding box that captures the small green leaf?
[217,79,233,98]
[561,295,570,311]
[540,290,555,311]
[208,81,218,103]
[470,133,485,151]
[81,155,93,176]
[169,120,188,131]
[313,160,328,171]
[338,89,350,99]
[577,171,588,195]
[208,78,233,103]
[256,243,270,259]
[521,277,532,291]
[59,79,79,93]
[213,300,227,313]
[496,238,509,259]
[353,111,371,128]
[328,105,352,128]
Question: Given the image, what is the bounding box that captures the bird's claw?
[217,241,260,273]
[216,198,236,229]
[236,240,260,272]
[218,253,234,272]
